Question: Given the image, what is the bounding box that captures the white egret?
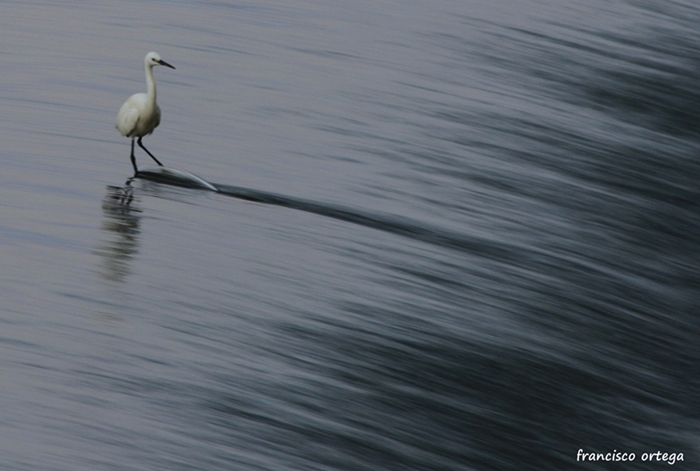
[116,52,175,174]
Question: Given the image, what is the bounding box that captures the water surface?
[0,0,698,470]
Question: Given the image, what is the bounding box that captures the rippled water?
[1,0,698,470]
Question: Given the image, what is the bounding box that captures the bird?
[116,52,175,174]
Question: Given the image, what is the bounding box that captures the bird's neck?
[145,64,157,103]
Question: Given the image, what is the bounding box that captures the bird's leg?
[137,137,164,167]
[130,138,139,175]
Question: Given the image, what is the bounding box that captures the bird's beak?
[158,60,176,70]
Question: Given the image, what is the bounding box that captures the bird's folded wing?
[116,105,141,137]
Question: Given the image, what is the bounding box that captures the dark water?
[1,0,698,470]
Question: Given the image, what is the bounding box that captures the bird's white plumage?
[116,52,175,173]
[116,93,160,138]
[116,52,167,138]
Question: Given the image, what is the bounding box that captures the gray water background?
[0,0,698,469]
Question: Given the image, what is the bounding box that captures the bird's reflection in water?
[94,182,142,282]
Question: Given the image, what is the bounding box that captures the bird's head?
[145,52,176,70]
